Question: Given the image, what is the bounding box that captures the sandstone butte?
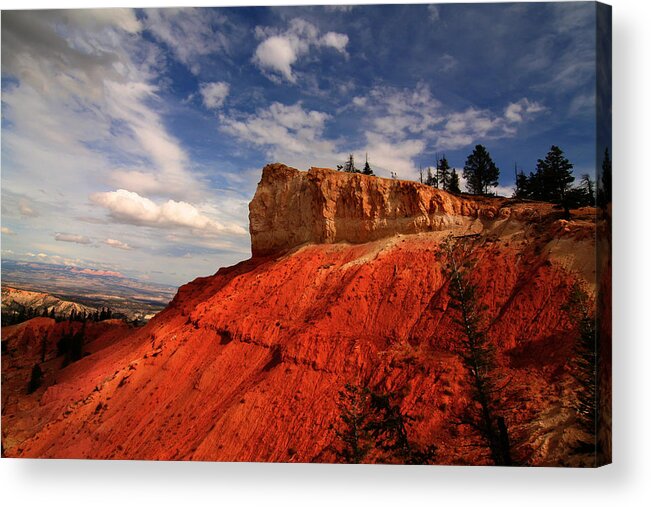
[1,164,611,466]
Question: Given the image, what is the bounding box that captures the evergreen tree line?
[26,322,88,395]
[337,145,612,218]
[56,323,86,367]
[420,155,462,194]
[3,305,114,327]
[337,153,375,176]
[513,145,610,218]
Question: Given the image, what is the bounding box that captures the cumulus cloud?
[199,81,230,109]
[254,36,298,82]
[91,189,247,236]
[104,238,133,250]
[54,233,92,245]
[253,18,349,82]
[321,32,349,52]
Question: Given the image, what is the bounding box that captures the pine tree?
[365,391,437,464]
[40,335,47,363]
[334,383,374,463]
[362,153,375,176]
[439,237,513,465]
[580,174,596,206]
[425,167,437,187]
[70,324,85,362]
[514,170,530,198]
[597,148,612,210]
[27,364,43,394]
[343,153,358,173]
[563,282,598,456]
[463,145,500,195]
[448,169,461,194]
[334,383,436,464]
[535,145,575,203]
[437,156,452,191]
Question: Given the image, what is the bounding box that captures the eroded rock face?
[1,163,605,466]
[249,164,507,256]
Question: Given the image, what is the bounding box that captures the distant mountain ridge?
[1,259,177,321]
[2,286,97,322]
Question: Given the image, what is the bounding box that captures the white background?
[1,0,649,505]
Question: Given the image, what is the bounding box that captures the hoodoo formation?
[1,165,609,465]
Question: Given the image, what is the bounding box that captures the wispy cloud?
[142,8,228,75]
[220,101,341,168]
[221,83,545,180]
[54,233,92,245]
[103,238,134,250]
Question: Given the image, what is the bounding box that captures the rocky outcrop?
[1,164,605,466]
[251,164,480,256]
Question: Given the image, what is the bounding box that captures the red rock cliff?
[249,164,528,256]
[2,166,605,466]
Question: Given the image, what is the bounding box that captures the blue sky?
[1,3,601,286]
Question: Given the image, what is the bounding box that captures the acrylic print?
[1,3,611,466]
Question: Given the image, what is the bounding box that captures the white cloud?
[221,102,339,167]
[1,227,16,235]
[320,32,349,53]
[104,238,133,250]
[357,84,545,154]
[221,82,545,181]
[362,133,426,179]
[504,98,546,123]
[253,18,348,83]
[494,184,516,197]
[199,81,230,109]
[1,9,204,202]
[91,189,247,236]
[254,36,298,82]
[143,8,228,75]
[54,233,92,245]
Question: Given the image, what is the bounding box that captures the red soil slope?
[1,166,608,465]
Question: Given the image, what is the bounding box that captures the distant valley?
[1,260,177,324]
